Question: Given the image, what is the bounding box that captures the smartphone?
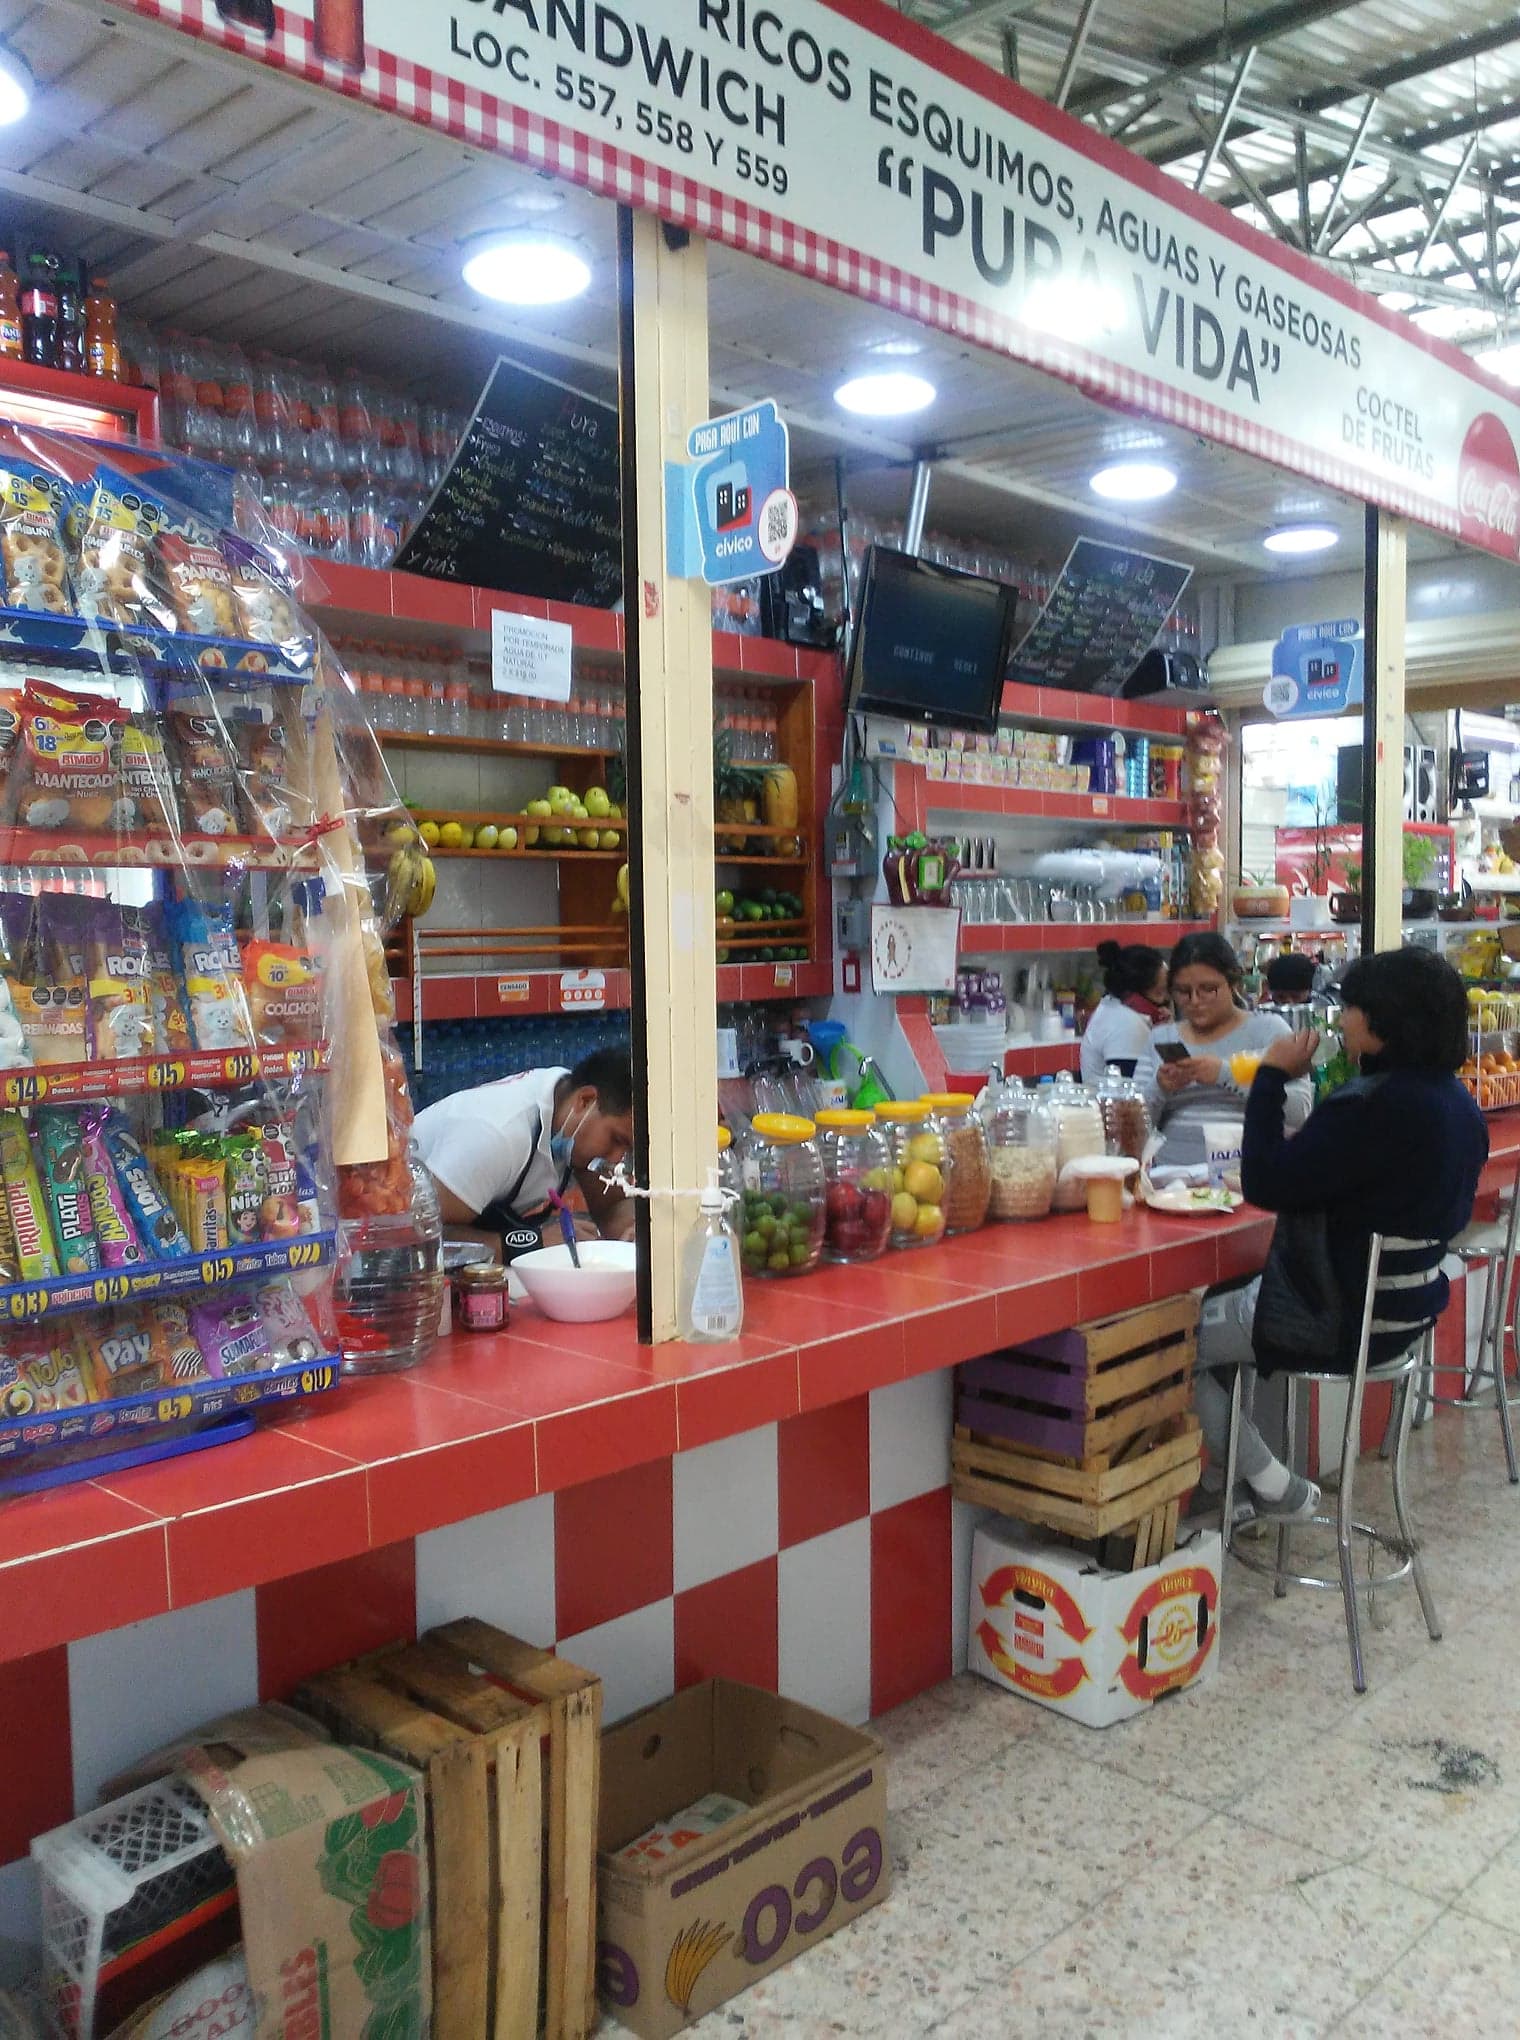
[1156,1042,1191,1064]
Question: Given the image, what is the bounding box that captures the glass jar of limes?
[737,1113,827,1278]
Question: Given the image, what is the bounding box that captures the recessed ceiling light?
[461,233,590,306]
[834,371,936,417]
[1263,523,1340,555]
[1089,461,1177,503]
[0,45,30,126]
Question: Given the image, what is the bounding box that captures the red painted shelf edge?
[999,681,1200,736]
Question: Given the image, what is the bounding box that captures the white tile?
[778,1520,871,1726]
[672,1425,778,1593]
[869,1372,951,1514]
[0,1856,40,1985]
[557,1599,674,1726]
[68,1592,258,1811]
[414,1493,556,1645]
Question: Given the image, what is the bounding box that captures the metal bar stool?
[1406,1158,1520,1482]
[1222,1233,1443,1693]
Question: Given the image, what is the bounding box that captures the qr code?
[765,498,790,550]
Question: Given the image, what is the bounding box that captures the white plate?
[1144,1187,1245,1218]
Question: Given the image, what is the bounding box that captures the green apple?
[549,789,579,815]
[547,785,572,803]
[715,888,735,914]
[475,823,499,851]
[500,826,518,850]
[579,827,601,849]
[525,798,553,820]
[600,829,620,849]
[542,825,566,847]
[584,787,611,818]
[523,825,540,846]
[457,826,476,850]
[607,802,622,819]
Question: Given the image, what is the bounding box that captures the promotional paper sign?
[492,610,574,702]
[869,903,959,994]
[1264,618,1364,720]
[127,0,1520,561]
[667,399,795,586]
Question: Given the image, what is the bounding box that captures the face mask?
[550,1102,591,1175]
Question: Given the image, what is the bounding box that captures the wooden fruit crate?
[956,1294,1198,1462]
[297,1621,601,2040]
[951,1413,1202,1544]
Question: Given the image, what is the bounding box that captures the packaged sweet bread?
[166,892,256,1054]
[10,894,88,1067]
[11,681,128,830]
[153,1298,209,1385]
[74,467,173,628]
[236,705,314,840]
[0,466,72,614]
[85,1303,170,1399]
[142,902,192,1058]
[224,532,308,652]
[158,530,238,637]
[166,704,240,838]
[242,937,320,1049]
[85,902,156,1061]
[0,1325,92,1418]
[117,714,174,833]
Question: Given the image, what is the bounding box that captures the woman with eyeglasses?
[1135,931,1314,1171]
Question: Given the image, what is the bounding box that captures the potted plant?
[1331,859,1361,924]
[1231,870,1292,919]
[1403,831,1439,920]
[1288,800,1335,928]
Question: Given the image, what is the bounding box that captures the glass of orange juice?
[1229,1051,1262,1089]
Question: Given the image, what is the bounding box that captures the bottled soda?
[0,252,22,361]
[19,249,60,369]
[56,258,86,375]
[83,276,119,378]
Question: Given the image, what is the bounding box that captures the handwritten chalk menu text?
[1010,539,1193,696]
[394,357,621,606]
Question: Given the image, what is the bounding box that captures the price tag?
[772,965,794,988]
[221,1052,258,1082]
[156,1393,193,1423]
[201,1256,235,1286]
[1093,796,1111,816]
[93,1273,131,1307]
[6,1289,47,1320]
[148,1060,186,1091]
[286,1242,324,1268]
[2,1071,48,1105]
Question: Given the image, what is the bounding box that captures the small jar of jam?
[454,1262,509,1333]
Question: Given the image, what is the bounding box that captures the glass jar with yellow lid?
[716,1124,743,1205]
[921,1092,992,1234]
[873,1100,946,1248]
[738,1113,826,1278]
[813,1107,893,1262]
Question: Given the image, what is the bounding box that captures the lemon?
[438,821,464,849]
[418,820,440,848]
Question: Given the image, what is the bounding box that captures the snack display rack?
[0,418,426,1493]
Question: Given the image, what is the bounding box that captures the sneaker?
[1249,1472,1321,1522]
[1197,1482,1256,1529]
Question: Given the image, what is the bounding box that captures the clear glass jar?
[738,1113,826,1278]
[717,1123,743,1205]
[814,1108,893,1262]
[987,1082,1058,1221]
[1046,1073,1107,1211]
[1096,1063,1153,1164]
[873,1100,945,1249]
[922,1092,992,1234]
[334,1138,444,1373]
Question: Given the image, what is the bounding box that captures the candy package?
[152,1299,208,1385]
[143,903,192,1058]
[0,1107,58,1280]
[226,1133,267,1247]
[35,1107,99,1276]
[86,1305,169,1399]
[103,1112,192,1261]
[79,1104,145,1267]
[255,1117,300,1238]
[256,1278,324,1366]
[157,530,238,637]
[10,681,128,831]
[242,937,320,1049]
[166,704,241,838]
[85,904,156,1061]
[0,465,72,614]
[178,1146,228,1254]
[190,1292,271,1377]
[0,1326,91,1418]
[167,894,256,1053]
[74,468,173,628]
[9,894,88,1066]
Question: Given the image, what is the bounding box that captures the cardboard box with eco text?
[969,1519,1222,1728]
[596,1681,890,2039]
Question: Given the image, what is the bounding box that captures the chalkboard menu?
[1009,538,1192,695]
[394,357,622,607]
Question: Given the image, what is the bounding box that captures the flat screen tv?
[846,546,1016,734]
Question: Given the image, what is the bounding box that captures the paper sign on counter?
[492,610,573,703]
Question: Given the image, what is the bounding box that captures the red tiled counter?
[0,1203,1278,1667]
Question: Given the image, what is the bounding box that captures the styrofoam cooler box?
[968,1519,1221,1728]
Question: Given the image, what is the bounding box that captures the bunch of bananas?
[384,823,438,923]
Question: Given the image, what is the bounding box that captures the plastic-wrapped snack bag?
[74,466,173,628]
[157,530,238,637]
[166,703,241,839]
[79,1103,145,1267]
[142,902,192,1057]
[167,892,256,1053]
[256,1277,324,1366]
[224,532,309,658]
[242,936,321,1050]
[10,681,127,831]
[236,703,315,841]
[190,1291,271,1377]
[85,902,156,1061]
[0,1326,91,1417]
[151,1299,208,1385]
[178,1143,228,1254]
[34,1106,99,1276]
[102,1111,193,1261]
[9,894,88,1067]
[255,1116,301,1239]
[85,1304,170,1399]
[225,1132,267,1247]
[0,464,73,613]
[117,713,175,834]
[0,1107,59,1280]
[337,1037,414,1219]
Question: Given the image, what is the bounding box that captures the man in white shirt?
[413,1048,635,1248]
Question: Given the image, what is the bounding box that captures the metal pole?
[904,459,933,556]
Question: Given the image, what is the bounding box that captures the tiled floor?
[687,1406,1520,2037]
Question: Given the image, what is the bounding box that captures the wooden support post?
[618,208,718,1342]
[1361,507,1408,956]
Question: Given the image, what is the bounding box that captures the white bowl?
[512,1240,638,1322]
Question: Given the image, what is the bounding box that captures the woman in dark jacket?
[1198,947,1488,1519]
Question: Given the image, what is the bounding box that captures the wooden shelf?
[959,919,1213,954]
[714,853,809,867]
[922,781,1191,828]
[429,846,624,861]
[382,731,618,760]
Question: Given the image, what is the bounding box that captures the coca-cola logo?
[1459,412,1520,558]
